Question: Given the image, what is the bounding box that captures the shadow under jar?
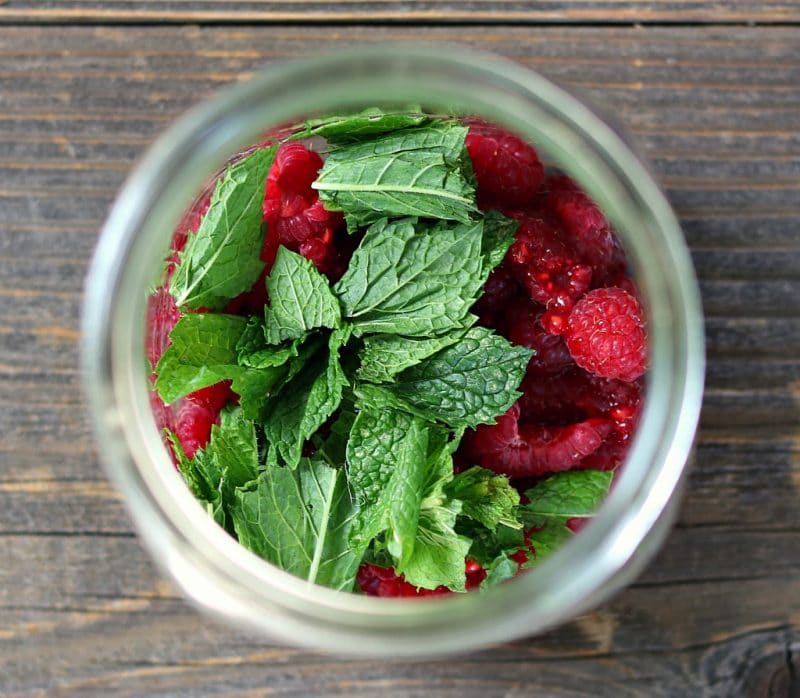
[82,44,705,658]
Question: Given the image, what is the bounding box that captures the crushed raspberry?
[507,216,592,310]
[357,560,486,597]
[545,176,625,283]
[262,143,345,277]
[565,287,647,382]
[576,430,631,471]
[504,301,574,375]
[460,403,614,478]
[465,123,544,210]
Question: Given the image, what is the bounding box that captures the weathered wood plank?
[0,1,798,25]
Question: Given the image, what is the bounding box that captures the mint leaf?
[170,146,277,309]
[311,394,356,468]
[265,329,348,469]
[445,466,521,532]
[346,407,429,568]
[231,457,362,590]
[522,470,613,525]
[229,365,286,422]
[154,313,247,404]
[481,210,519,273]
[517,470,613,569]
[236,316,302,368]
[479,550,520,590]
[313,123,477,230]
[153,313,285,417]
[333,217,484,337]
[356,319,474,384]
[387,326,533,428]
[396,428,471,592]
[264,247,341,344]
[204,405,260,488]
[291,108,429,143]
[167,430,221,513]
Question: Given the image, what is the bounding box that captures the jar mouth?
[81,43,705,657]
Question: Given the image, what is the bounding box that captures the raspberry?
[472,265,520,331]
[576,430,631,471]
[186,382,234,413]
[173,398,218,460]
[356,560,486,597]
[504,301,574,375]
[465,123,545,210]
[565,287,647,382]
[507,216,592,310]
[545,176,625,283]
[460,404,614,478]
[145,287,181,369]
[262,143,344,276]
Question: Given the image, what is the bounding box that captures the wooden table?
[1,4,799,696]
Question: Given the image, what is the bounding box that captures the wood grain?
[0,1,798,24]
[0,23,798,697]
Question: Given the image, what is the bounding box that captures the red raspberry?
[166,188,213,281]
[565,288,647,382]
[576,430,631,471]
[145,287,181,369]
[173,398,219,460]
[465,123,545,210]
[504,301,574,375]
[545,176,625,283]
[472,265,520,331]
[186,382,234,413]
[507,216,592,310]
[262,143,344,276]
[356,560,485,598]
[460,404,614,478]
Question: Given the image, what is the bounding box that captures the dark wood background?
[1,4,799,696]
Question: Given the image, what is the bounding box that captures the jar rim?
[81,42,705,657]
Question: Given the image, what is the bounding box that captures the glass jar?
[81,43,705,657]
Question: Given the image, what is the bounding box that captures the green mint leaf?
[153,313,285,417]
[522,470,613,525]
[396,430,471,592]
[387,326,533,428]
[346,407,429,569]
[356,319,475,384]
[170,146,277,309]
[166,430,220,510]
[461,521,525,568]
[264,247,341,344]
[400,498,471,592]
[313,123,477,230]
[264,329,348,469]
[445,466,521,532]
[291,108,429,143]
[228,365,286,422]
[231,457,362,590]
[236,316,303,369]
[481,210,519,273]
[522,521,573,569]
[479,550,520,591]
[154,313,247,404]
[204,405,260,489]
[333,217,484,337]
[311,393,356,468]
